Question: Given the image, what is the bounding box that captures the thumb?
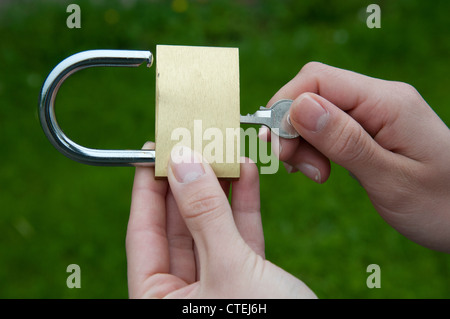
[289,93,391,182]
[167,146,243,266]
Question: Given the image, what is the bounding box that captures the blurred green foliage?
[0,0,449,298]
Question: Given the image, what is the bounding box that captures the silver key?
[240,99,299,139]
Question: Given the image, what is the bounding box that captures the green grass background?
[0,0,449,298]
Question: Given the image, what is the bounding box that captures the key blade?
[240,100,300,139]
[240,108,272,127]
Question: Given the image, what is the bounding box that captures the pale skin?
[263,62,450,253]
[127,148,315,298]
[126,62,450,298]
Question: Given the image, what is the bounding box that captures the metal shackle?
[38,49,156,166]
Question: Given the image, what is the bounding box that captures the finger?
[126,142,169,296]
[282,138,331,183]
[231,158,265,258]
[261,125,331,183]
[167,146,243,267]
[166,179,233,284]
[261,130,331,183]
[289,93,392,182]
[267,61,392,137]
[166,188,196,284]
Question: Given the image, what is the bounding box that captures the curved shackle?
[38,50,156,166]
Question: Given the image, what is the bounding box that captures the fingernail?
[296,163,321,183]
[170,146,205,184]
[292,94,329,132]
[283,162,298,174]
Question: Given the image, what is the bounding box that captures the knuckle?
[299,61,325,75]
[392,81,423,104]
[330,119,373,164]
[182,188,228,222]
[388,81,430,119]
[394,81,417,94]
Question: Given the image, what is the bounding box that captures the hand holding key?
[266,62,450,252]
